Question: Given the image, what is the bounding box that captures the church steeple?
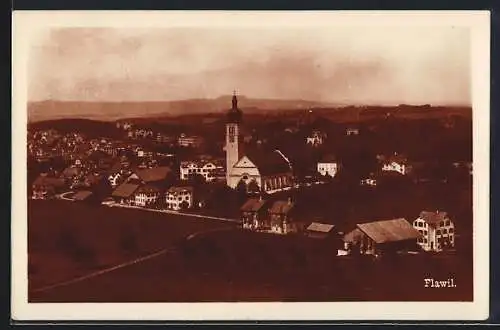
[227,90,242,124]
[232,90,238,110]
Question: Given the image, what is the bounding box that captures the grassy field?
[28,199,236,292]
[30,228,472,302]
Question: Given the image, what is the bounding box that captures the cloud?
[28,26,470,105]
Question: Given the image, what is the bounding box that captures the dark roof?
[167,186,194,194]
[419,211,449,225]
[307,222,335,233]
[319,154,337,163]
[112,183,139,198]
[226,94,243,124]
[135,166,172,183]
[269,200,294,214]
[135,184,161,195]
[61,166,82,178]
[240,198,267,212]
[73,190,93,201]
[84,173,103,185]
[244,149,292,176]
[356,218,421,244]
[343,228,364,243]
[33,175,66,187]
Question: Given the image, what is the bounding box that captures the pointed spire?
[232,90,238,110]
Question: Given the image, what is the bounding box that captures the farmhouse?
[269,199,296,234]
[165,186,194,211]
[344,218,421,256]
[240,197,267,229]
[413,211,455,252]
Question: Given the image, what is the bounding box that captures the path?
[30,226,237,294]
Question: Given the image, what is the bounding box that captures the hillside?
[27,96,338,122]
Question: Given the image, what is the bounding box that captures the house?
[128,166,174,187]
[268,199,295,234]
[165,186,194,211]
[381,153,409,175]
[178,134,204,148]
[306,222,335,239]
[111,183,140,204]
[413,211,455,252]
[72,190,94,203]
[306,130,326,146]
[108,172,122,188]
[317,154,339,178]
[344,218,421,256]
[240,197,267,230]
[346,128,360,136]
[180,159,224,182]
[32,174,66,199]
[134,184,161,207]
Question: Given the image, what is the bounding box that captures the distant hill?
[27,96,339,123]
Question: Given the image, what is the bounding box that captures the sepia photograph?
[12,11,490,321]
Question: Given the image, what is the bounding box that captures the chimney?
[287,197,292,205]
[259,194,263,202]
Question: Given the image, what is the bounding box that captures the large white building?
[180,159,224,182]
[413,211,455,252]
[225,93,294,194]
[317,154,339,177]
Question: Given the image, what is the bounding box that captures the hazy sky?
[29,26,471,105]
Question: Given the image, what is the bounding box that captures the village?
[27,94,473,260]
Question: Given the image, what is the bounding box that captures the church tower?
[225,91,243,184]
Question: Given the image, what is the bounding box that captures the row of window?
[415,219,453,228]
[167,195,190,201]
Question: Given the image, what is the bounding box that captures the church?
[225,93,294,194]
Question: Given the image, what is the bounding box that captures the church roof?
[244,149,292,176]
[226,94,243,124]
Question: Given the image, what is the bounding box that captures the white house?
[381,154,409,175]
[108,172,122,188]
[346,128,360,136]
[306,130,326,147]
[413,211,455,252]
[165,186,194,211]
[133,185,161,207]
[317,154,338,177]
[180,159,224,182]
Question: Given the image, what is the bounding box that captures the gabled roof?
[307,222,335,233]
[419,211,449,225]
[319,154,337,163]
[243,149,292,176]
[269,200,294,214]
[136,184,161,195]
[135,166,172,183]
[112,183,140,198]
[240,198,266,212]
[167,186,194,194]
[73,190,93,201]
[356,218,421,244]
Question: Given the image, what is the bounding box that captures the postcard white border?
[12,10,490,321]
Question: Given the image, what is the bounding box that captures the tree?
[247,180,260,195]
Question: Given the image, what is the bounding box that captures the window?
[442,228,448,234]
[445,220,450,226]
[436,229,441,235]
[418,230,423,235]
[449,227,454,234]
[185,196,189,200]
